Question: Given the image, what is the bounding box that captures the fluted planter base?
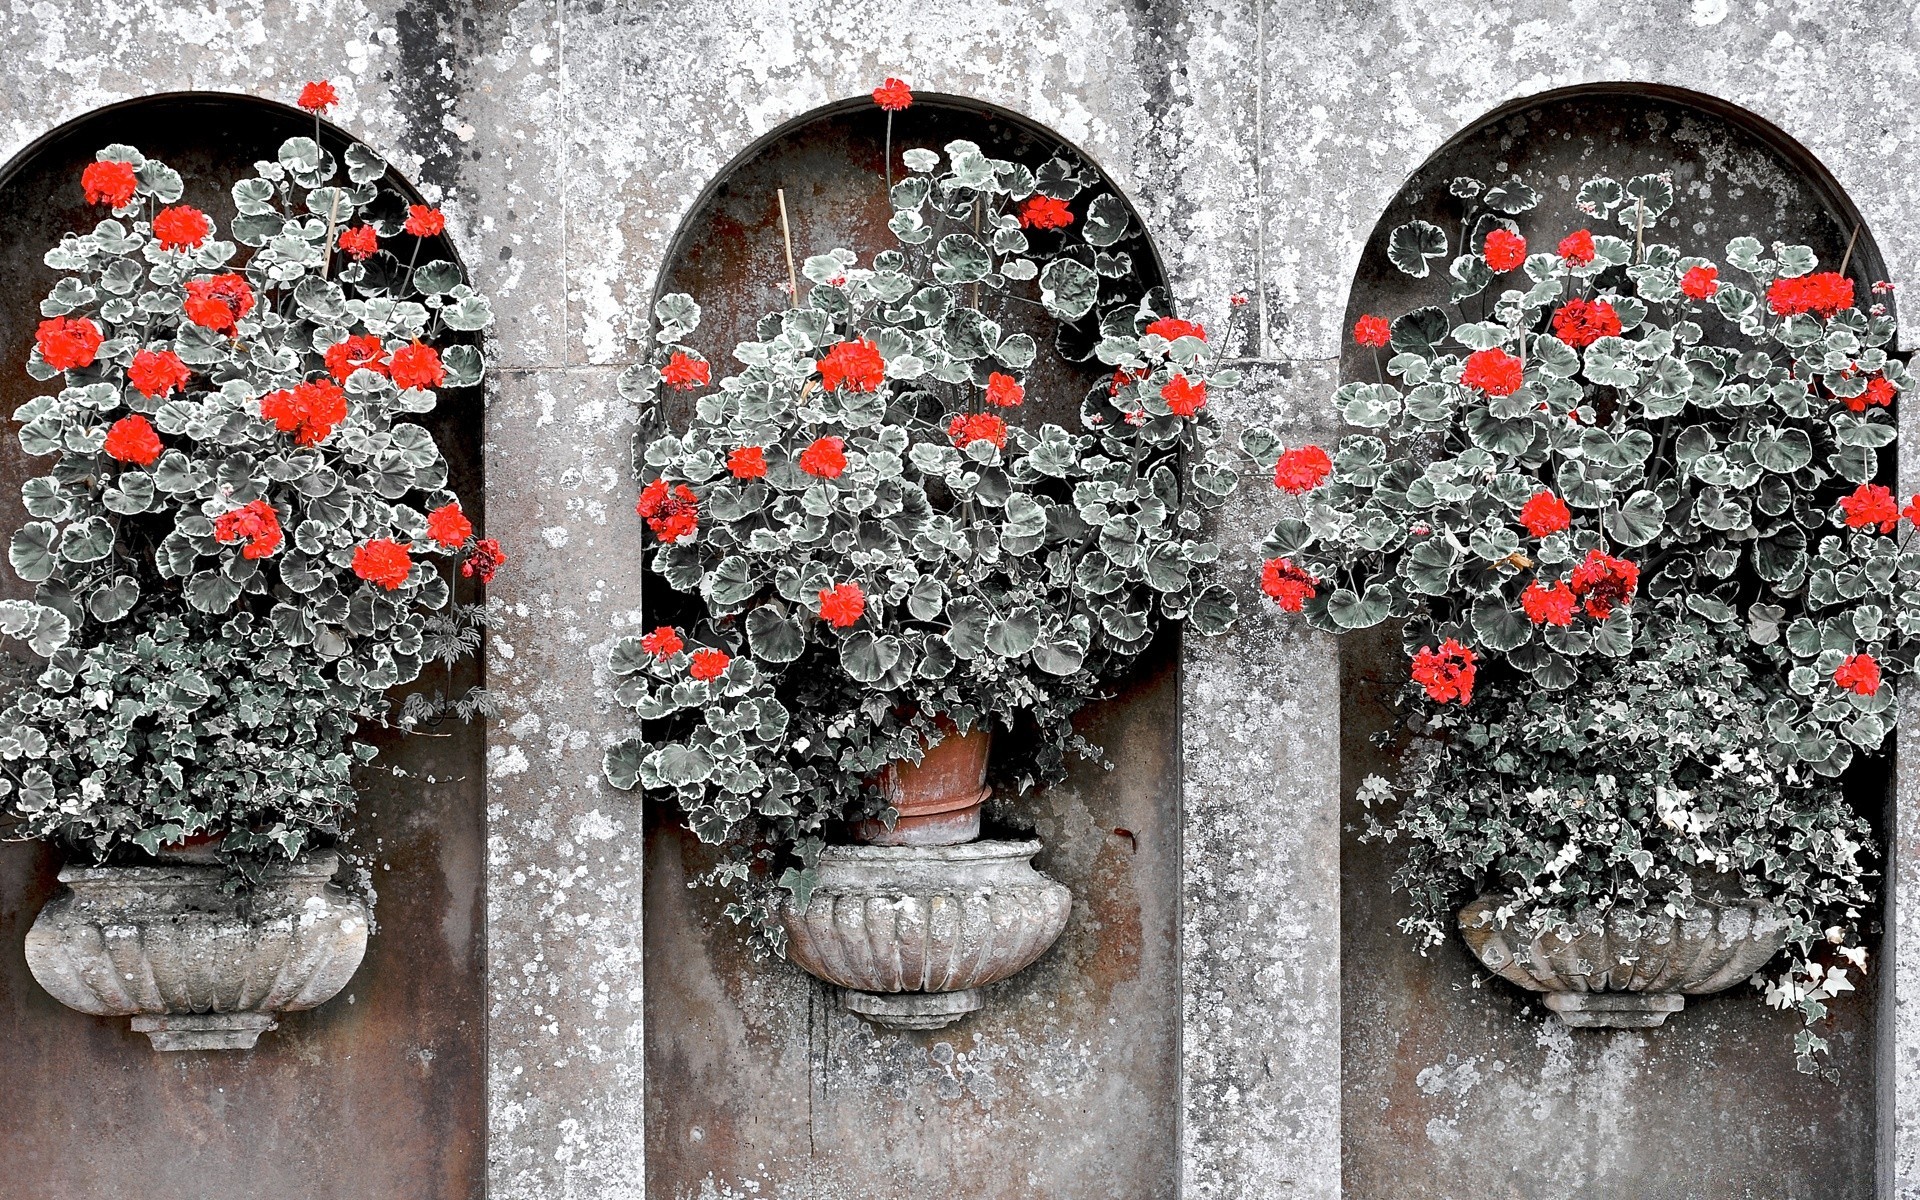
[131,1012,280,1051]
[843,987,984,1030]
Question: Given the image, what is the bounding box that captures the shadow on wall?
[1338,85,1887,1200]
[0,94,486,1200]
[640,97,1186,1200]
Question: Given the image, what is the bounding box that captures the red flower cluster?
[1260,558,1317,612]
[297,81,339,113]
[1162,375,1207,417]
[260,379,349,446]
[1145,317,1206,343]
[184,273,255,333]
[1550,298,1622,349]
[1767,272,1854,318]
[662,352,710,390]
[404,205,447,237]
[984,372,1025,408]
[641,626,684,659]
[1569,549,1639,618]
[338,224,379,260]
[153,205,210,251]
[426,502,473,549]
[819,338,886,392]
[36,316,102,371]
[949,412,1008,449]
[82,160,138,207]
[1460,347,1524,396]
[1521,579,1576,626]
[1483,228,1527,272]
[1557,230,1596,266]
[102,414,163,465]
[872,78,913,111]
[799,436,847,478]
[1840,483,1900,532]
[391,342,446,390]
[326,334,388,383]
[1681,264,1720,300]
[1017,195,1074,230]
[1274,445,1333,494]
[637,478,700,541]
[1834,653,1881,697]
[128,348,191,399]
[1517,490,1571,537]
[1352,314,1391,347]
[461,538,505,584]
[727,445,766,479]
[688,647,731,681]
[1841,374,1898,414]
[818,582,867,628]
[353,539,414,590]
[214,499,283,559]
[1411,639,1476,705]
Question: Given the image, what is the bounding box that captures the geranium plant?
[604,94,1243,947]
[1256,170,1903,1068]
[0,85,499,869]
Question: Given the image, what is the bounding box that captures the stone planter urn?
[24,849,369,1051]
[1457,894,1791,1028]
[781,839,1071,1030]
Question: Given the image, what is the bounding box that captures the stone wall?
[0,2,1918,1198]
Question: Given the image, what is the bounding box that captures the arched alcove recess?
[1338,88,1886,1197]
[642,98,1183,1199]
[0,95,485,1200]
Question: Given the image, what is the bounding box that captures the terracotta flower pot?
[853,723,990,847]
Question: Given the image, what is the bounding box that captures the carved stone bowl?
[24,850,369,1050]
[781,839,1071,1030]
[1458,894,1791,1028]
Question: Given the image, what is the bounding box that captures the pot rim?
[818,837,1041,864]
[56,848,342,887]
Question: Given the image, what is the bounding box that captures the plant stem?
[1839,224,1861,276]
[321,188,340,281]
[884,113,893,196]
[777,188,799,308]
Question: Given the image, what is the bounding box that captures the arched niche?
[0,94,484,1200]
[641,97,1184,1200]
[1337,87,1885,1198]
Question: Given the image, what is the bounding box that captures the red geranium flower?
[818,339,886,392]
[1840,483,1900,532]
[818,582,867,628]
[1411,639,1476,705]
[727,446,767,479]
[325,333,388,383]
[1517,491,1571,537]
[128,348,191,399]
[184,273,254,333]
[337,224,379,260]
[426,502,473,550]
[1568,549,1639,619]
[1521,579,1576,626]
[404,205,447,237]
[81,160,138,207]
[102,414,162,465]
[1557,230,1596,266]
[1017,195,1074,231]
[390,341,446,390]
[1162,374,1208,417]
[662,352,710,390]
[948,412,1008,449]
[1352,314,1391,347]
[984,372,1025,408]
[1768,272,1855,318]
[636,478,699,541]
[1260,558,1318,613]
[1843,374,1898,414]
[297,81,339,113]
[352,539,414,590]
[461,538,505,584]
[1550,298,1623,349]
[36,316,102,371]
[640,626,684,659]
[1145,317,1206,343]
[260,379,350,446]
[1681,264,1720,300]
[213,499,283,559]
[799,436,848,478]
[152,205,211,251]
[688,648,731,681]
[1274,445,1333,494]
[1483,228,1527,272]
[1460,347,1524,396]
[1904,493,1920,529]
[1835,653,1882,696]
[872,78,913,111]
